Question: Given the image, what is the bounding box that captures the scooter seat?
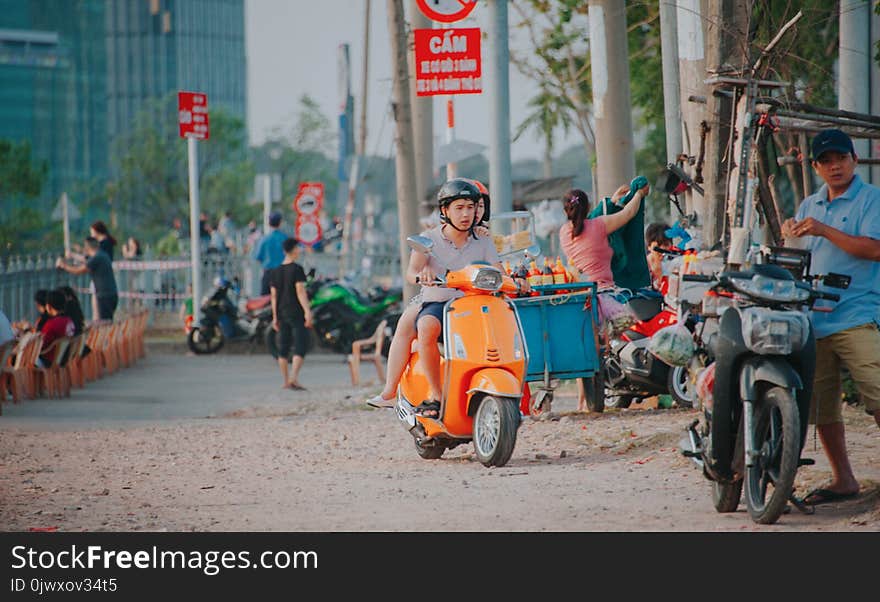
[626,296,663,322]
[245,295,271,312]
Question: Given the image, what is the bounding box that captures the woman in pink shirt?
[558,183,649,411]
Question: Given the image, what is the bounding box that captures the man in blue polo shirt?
[782,128,880,506]
[252,211,289,295]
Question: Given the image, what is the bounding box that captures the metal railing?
[0,244,402,329]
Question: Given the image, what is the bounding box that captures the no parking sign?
[293,182,325,246]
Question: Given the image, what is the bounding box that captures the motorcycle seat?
[245,295,271,312]
[626,295,663,322]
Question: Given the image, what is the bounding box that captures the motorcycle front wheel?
[745,386,800,524]
[473,395,520,467]
[712,479,743,513]
[187,325,225,354]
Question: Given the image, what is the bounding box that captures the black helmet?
[437,178,481,209]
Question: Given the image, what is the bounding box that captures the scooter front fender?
[466,368,523,416]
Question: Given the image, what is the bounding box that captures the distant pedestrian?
[57,237,119,321]
[252,211,289,295]
[270,238,312,390]
[122,237,142,259]
[90,221,117,261]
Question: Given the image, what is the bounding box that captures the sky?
[244,0,581,164]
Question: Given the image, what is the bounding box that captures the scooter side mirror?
[407,235,434,256]
[822,272,851,289]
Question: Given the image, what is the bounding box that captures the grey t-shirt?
[86,249,118,297]
[419,226,501,303]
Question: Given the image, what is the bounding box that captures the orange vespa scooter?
[395,235,529,467]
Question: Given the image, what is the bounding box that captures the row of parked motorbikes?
[186,270,402,358]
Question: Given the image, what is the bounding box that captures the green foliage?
[109,93,255,242]
[0,139,52,255]
[251,95,339,215]
[0,139,46,199]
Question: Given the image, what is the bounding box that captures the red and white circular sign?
[295,215,323,246]
[416,0,477,24]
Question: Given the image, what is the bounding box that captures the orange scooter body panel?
[399,291,526,438]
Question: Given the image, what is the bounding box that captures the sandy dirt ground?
[1,349,878,532]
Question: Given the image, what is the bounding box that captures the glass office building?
[0,0,246,206]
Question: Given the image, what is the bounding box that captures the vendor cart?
[513,282,604,415]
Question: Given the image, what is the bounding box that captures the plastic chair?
[0,340,17,413]
[35,336,71,398]
[347,319,387,386]
[64,333,87,389]
[2,333,42,402]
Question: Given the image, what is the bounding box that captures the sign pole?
[263,173,272,232]
[61,192,70,257]
[187,136,202,322]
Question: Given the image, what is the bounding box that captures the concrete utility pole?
[676,0,707,224]
[839,0,871,182]
[359,0,371,159]
[486,0,513,213]
[659,0,682,165]
[408,1,434,214]
[388,0,420,301]
[701,0,749,248]
[872,6,880,185]
[588,0,635,199]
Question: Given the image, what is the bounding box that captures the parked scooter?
[603,285,696,409]
[394,235,528,467]
[680,247,850,524]
[187,277,273,354]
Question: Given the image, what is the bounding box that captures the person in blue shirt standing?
[252,211,289,295]
[782,128,880,506]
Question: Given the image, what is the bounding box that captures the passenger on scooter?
[558,182,649,410]
[366,179,510,415]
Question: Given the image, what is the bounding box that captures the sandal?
[415,399,441,418]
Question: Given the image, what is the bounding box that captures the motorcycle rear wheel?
[745,386,799,524]
[473,395,520,467]
[668,365,694,408]
[187,325,225,354]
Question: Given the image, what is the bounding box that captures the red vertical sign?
[178,91,210,140]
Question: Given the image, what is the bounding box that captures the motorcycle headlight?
[741,307,809,355]
[472,267,503,292]
[729,274,810,303]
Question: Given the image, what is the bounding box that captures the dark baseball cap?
[268,211,282,227]
[811,129,855,160]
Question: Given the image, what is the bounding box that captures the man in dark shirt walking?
[57,237,119,321]
[269,238,313,390]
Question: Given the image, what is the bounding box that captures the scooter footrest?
[681,450,701,458]
[797,457,815,466]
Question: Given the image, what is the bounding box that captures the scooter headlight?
[729,274,810,303]
[740,307,809,355]
[472,267,503,292]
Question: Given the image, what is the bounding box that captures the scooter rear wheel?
[414,437,445,460]
[187,325,225,354]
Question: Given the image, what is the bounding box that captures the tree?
[0,139,52,255]
[251,95,339,210]
[109,93,255,242]
[513,85,574,178]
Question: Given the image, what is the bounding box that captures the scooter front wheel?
[187,325,225,354]
[473,395,520,467]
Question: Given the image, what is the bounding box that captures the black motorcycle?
[680,247,849,524]
[187,278,273,355]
